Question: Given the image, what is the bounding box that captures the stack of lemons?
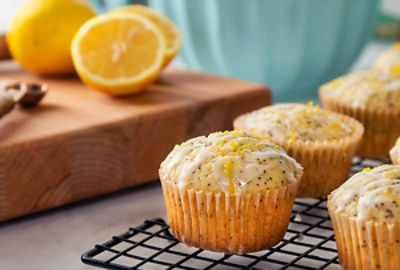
[7,0,181,95]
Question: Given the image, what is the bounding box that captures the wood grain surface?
[0,34,10,60]
[0,61,271,221]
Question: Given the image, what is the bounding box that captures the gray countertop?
[0,182,166,270]
[0,41,391,270]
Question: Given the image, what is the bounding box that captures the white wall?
[0,1,26,32]
[382,0,400,16]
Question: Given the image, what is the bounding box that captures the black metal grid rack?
[82,157,387,270]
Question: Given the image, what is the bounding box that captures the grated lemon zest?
[224,156,236,196]
[287,131,298,142]
[383,189,400,205]
[214,139,228,156]
[390,65,400,76]
[254,136,271,142]
[312,105,320,114]
[330,122,342,130]
[384,169,400,179]
[229,141,244,156]
[295,117,303,124]
[329,79,341,88]
[233,129,242,136]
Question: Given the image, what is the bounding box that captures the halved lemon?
[111,5,181,67]
[71,13,166,95]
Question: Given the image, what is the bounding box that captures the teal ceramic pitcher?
[149,0,379,102]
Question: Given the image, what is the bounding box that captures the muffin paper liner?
[320,86,400,160]
[234,113,363,198]
[160,178,299,254]
[328,208,400,270]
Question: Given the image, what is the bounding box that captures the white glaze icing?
[373,42,400,76]
[159,131,303,195]
[329,165,400,222]
[322,71,400,109]
[234,103,352,142]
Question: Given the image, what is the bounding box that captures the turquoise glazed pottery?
[149,0,379,101]
[90,0,144,13]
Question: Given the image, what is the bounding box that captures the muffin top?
[233,103,353,142]
[374,42,400,77]
[329,165,400,222]
[390,137,400,165]
[320,71,400,110]
[159,130,303,195]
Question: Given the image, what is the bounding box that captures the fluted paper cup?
[160,178,300,254]
[329,208,400,270]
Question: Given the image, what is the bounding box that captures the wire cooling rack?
[81,157,387,270]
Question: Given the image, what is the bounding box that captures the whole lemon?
[7,0,96,75]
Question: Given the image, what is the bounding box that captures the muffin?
[159,130,303,254]
[319,71,400,159]
[328,165,400,270]
[390,137,400,165]
[373,42,400,77]
[234,103,363,198]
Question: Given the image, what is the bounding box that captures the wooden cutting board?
[0,61,271,221]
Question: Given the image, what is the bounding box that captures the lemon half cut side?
[71,13,166,95]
